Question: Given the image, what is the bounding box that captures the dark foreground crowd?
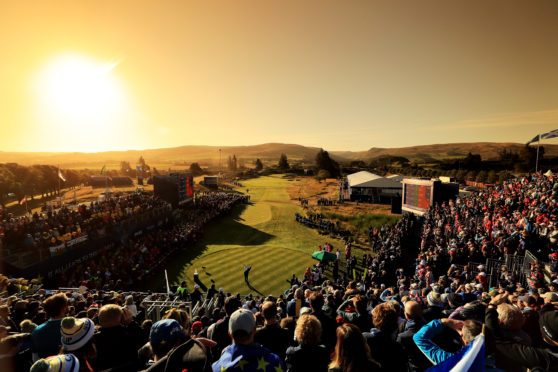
[0,278,557,372]
[1,174,558,371]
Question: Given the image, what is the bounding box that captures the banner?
[48,235,88,256]
[49,243,66,256]
[66,235,88,247]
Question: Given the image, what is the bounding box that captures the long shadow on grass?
[203,203,274,246]
[148,203,274,291]
[246,280,264,296]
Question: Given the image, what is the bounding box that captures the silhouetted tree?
[138,156,150,171]
[255,159,263,171]
[120,161,132,174]
[189,162,204,176]
[278,153,290,171]
[315,149,340,177]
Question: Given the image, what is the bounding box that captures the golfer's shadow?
[245,279,264,296]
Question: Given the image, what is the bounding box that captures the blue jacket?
[212,343,285,372]
[412,319,455,365]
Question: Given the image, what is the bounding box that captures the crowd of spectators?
[0,193,170,255]
[295,212,340,233]
[58,193,250,290]
[1,174,558,371]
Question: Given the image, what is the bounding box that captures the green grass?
[158,175,352,296]
[322,212,400,236]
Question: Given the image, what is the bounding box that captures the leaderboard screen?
[403,181,433,214]
[171,173,194,202]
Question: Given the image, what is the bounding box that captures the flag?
[20,196,26,205]
[542,128,558,140]
[100,165,107,175]
[427,334,485,372]
[526,134,540,145]
[136,166,144,172]
[58,168,66,182]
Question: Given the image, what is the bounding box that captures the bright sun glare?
[33,54,128,151]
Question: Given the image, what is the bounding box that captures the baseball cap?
[149,319,184,347]
[229,309,256,336]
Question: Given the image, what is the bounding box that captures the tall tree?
[138,156,150,171]
[189,162,204,176]
[120,161,132,174]
[255,159,263,171]
[278,153,290,171]
[315,149,340,177]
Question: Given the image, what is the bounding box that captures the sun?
[33,54,130,151]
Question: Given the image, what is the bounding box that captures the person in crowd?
[0,305,18,333]
[60,316,96,372]
[94,304,142,371]
[309,292,337,351]
[211,296,241,355]
[286,288,308,318]
[517,294,543,347]
[124,295,138,317]
[212,309,284,372]
[0,333,30,372]
[363,302,407,372]
[285,314,329,372]
[396,300,432,372]
[254,301,293,360]
[328,323,381,372]
[31,293,68,360]
[337,295,371,332]
[413,317,483,366]
[485,293,558,371]
[143,318,212,372]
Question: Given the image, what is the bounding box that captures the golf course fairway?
[167,175,346,296]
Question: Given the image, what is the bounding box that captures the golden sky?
[1,0,558,152]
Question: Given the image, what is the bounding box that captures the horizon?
[2,1,558,152]
[0,139,553,156]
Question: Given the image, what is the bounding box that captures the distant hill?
[0,143,339,168]
[344,142,558,163]
[1,142,556,168]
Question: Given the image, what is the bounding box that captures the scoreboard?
[401,179,458,215]
[154,173,194,208]
[404,183,432,211]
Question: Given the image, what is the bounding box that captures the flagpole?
[535,133,541,173]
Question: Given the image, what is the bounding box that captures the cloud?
[427,109,558,130]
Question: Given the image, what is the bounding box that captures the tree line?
[0,164,87,207]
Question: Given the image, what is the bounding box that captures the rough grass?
[322,212,400,236]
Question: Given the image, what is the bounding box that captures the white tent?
[347,171,402,188]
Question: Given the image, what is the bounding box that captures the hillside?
[0,143,339,168]
[349,142,558,163]
[0,142,556,168]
